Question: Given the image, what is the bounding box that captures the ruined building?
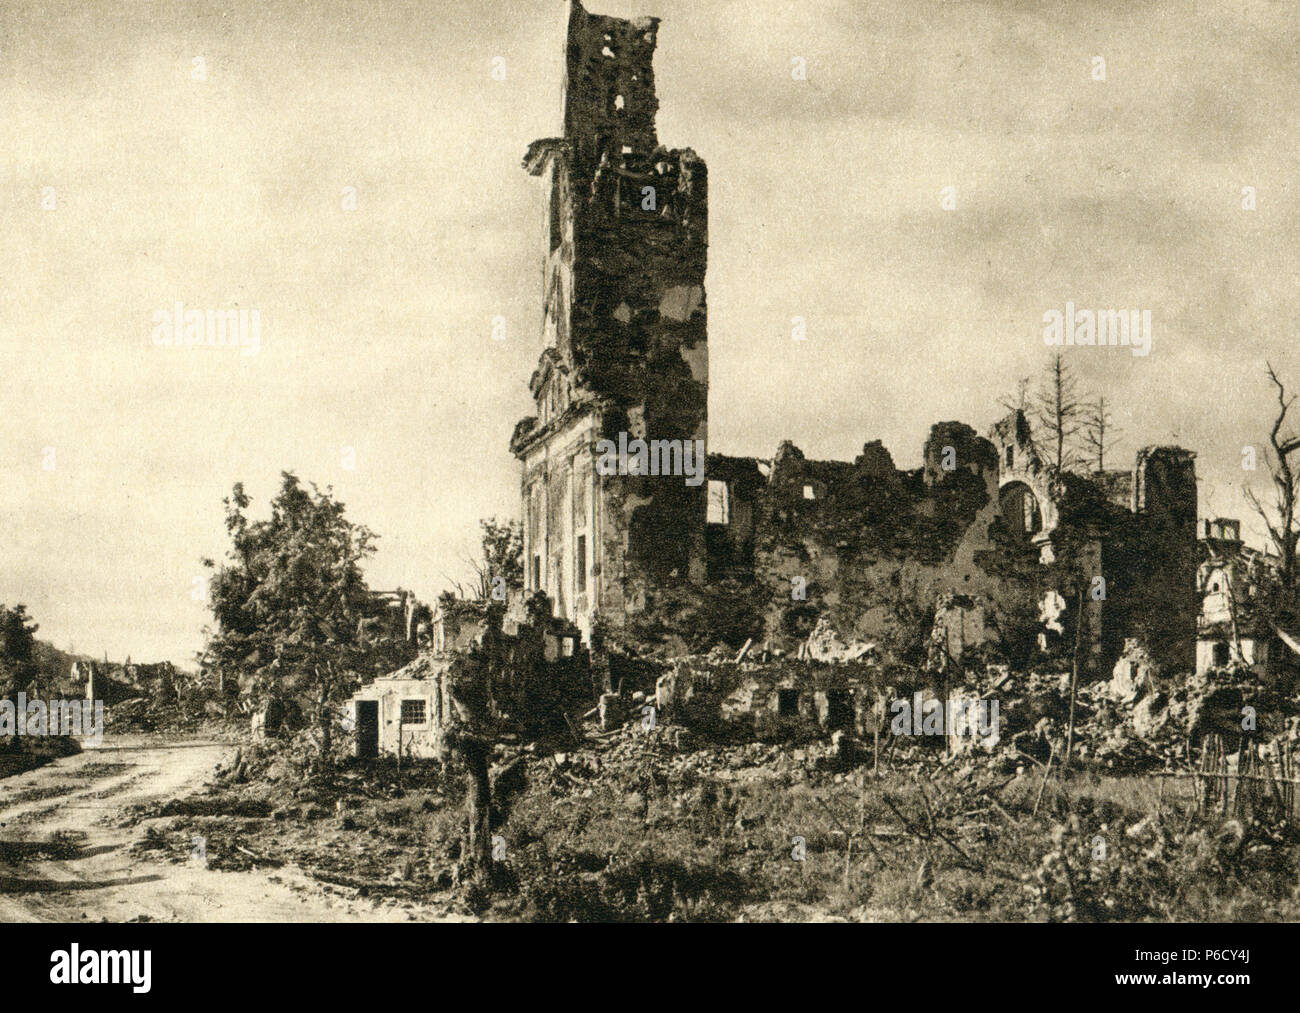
[706,412,1198,674]
[512,3,1200,677]
[1195,517,1299,678]
[349,598,590,759]
[513,0,708,642]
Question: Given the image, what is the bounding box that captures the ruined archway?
[999,481,1042,539]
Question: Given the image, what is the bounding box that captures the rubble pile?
[116,633,1300,922]
[578,629,1300,781]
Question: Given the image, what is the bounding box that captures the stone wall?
[515,1,709,638]
[703,420,1198,678]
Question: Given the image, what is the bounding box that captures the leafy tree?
[467,518,523,601]
[201,472,386,756]
[0,604,39,698]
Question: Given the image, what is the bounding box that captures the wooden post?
[1063,588,1084,776]
[464,736,492,874]
[1033,743,1055,817]
[1220,736,1229,816]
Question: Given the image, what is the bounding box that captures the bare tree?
[999,375,1032,415]
[1081,396,1119,472]
[442,629,496,880]
[1244,362,1300,599]
[1034,352,1083,473]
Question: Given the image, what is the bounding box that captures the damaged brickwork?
[348,594,590,760]
[514,1,709,642]
[702,410,1198,678]
[511,4,1199,686]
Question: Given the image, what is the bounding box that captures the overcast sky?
[2,0,1297,664]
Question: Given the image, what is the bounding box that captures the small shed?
[349,655,452,760]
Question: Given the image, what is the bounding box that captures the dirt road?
[0,736,453,922]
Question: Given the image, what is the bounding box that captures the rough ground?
[6,721,1298,922]
[128,723,1300,922]
[0,735,464,922]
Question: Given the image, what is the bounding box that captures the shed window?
[400,699,427,724]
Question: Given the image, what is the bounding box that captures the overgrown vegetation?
[0,603,40,698]
[201,472,411,755]
[133,726,1300,922]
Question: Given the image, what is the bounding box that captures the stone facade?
[512,4,1200,679]
[513,1,709,642]
[705,412,1198,675]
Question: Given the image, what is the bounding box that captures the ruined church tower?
[511,1,709,641]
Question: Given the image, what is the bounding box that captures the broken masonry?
[510,2,1200,683]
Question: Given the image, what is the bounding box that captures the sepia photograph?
[0,0,1296,984]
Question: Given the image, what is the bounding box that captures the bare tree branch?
[1248,362,1300,599]
[1033,352,1083,473]
[1081,395,1120,472]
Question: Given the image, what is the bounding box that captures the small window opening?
[576,534,587,594]
[400,699,426,724]
[803,485,815,500]
[777,689,799,717]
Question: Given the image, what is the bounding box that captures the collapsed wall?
[707,423,1046,669]
[507,7,1199,685]
[349,594,590,760]
[702,416,1198,680]
[654,655,879,743]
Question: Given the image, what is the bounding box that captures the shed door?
[356,700,379,758]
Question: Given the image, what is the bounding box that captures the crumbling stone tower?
[1128,446,1199,669]
[512,1,709,641]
